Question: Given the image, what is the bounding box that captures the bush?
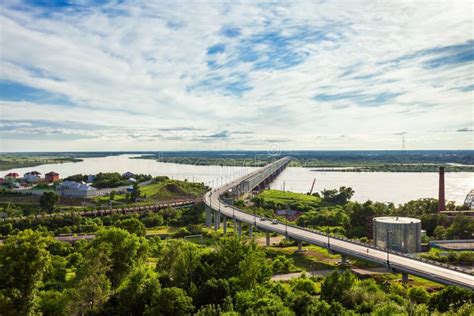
[408,287,430,304]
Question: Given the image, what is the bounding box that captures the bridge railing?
[216,197,473,276]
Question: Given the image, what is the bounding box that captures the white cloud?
[0,0,472,151]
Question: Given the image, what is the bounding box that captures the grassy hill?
[94,179,208,205]
[254,189,322,211]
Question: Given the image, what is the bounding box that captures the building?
[57,180,97,198]
[45,171,60,183]
[5,172,19,179]
[23,171,41,183]
[122,171,135,179]
[373,217,422,253]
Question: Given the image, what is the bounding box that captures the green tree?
[235,286,294,316]
[429,285,474,312]
[321,270,357,303]
[118,218,147,236]
[446,215,474,239]
[65,245,112,315]
[408,287,430,304]
[156,239,202,289]
[39,191,59,213]
[321,187,355,205]
[109,190,116,201]
[433,226,447,239]
[145,287,194,316]
[91,227,149,288]
[372,301,407,316]
[104,266,160,316]
[0,230,54,315]
[131,183,141,202]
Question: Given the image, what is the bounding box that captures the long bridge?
[204,157,474,290]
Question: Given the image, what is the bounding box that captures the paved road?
[205,158,474,289]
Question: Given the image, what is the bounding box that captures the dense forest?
[1,228,473,316]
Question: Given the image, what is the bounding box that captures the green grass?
[255,190,322,211]
[93,179,207,204]
[258,190,321,204]
[266,245,340,272]
[146,226,180,235]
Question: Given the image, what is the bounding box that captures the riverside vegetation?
[0,183,473,315]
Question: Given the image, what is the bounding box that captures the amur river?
[3,155,473,205]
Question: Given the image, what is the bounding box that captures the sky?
[0,0,473,152]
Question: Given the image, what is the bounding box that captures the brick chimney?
[438,166,446,212]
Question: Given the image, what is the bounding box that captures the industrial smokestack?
[438,166,446,212]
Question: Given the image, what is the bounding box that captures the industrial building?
[373,216,422,253]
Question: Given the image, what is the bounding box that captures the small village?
[0,170,142,198]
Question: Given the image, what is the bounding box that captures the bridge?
[204,157,474,290]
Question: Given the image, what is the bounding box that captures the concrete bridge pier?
[402,272,409,284]
[266,232,270,246]
[214,211,221,231]
[341,255,348,266]
[237,221,242,237]
[297,241,304,252]
[205,206,212,228]
[233,219,237,233]
[223,216,227,234]
[249,225,253,238]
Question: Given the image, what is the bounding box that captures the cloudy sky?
[0,0,473,152]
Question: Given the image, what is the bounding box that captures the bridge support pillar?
[223,216,227,234]
[341,255,348,266]
[266,232,270,246]
[237,221,242,237]
[214,211,221,231]
[249,225,253,238]
[402,272,409,284]
[205,207,212,228]
[297,241,303,252]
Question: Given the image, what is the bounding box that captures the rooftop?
[373,216,421,224]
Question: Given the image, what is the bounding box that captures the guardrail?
[215,198,473,276]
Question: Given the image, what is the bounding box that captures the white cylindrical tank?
[373,217,422,253]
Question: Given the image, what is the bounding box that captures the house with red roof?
[45,171,60,183]
[5,172,19,179]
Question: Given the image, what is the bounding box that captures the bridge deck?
[205,157,474,290]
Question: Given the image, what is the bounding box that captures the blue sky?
[0,0,473,151]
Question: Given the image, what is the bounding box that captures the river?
[2,155,473,205]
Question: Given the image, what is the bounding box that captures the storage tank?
[373,217,421,253]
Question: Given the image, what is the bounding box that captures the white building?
[23,171,41,183]
[57,180,97,198]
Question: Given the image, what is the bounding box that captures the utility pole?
[386,230,392,267]
[327,226,330,249]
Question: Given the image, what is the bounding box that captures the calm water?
[271,167,474,205]
[2,155,473,205]
[1,155,256,188]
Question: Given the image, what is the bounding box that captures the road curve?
[204,158,474,290]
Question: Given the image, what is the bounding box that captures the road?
[204,158,474,289]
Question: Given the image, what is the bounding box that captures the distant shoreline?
[1,151,474,173]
